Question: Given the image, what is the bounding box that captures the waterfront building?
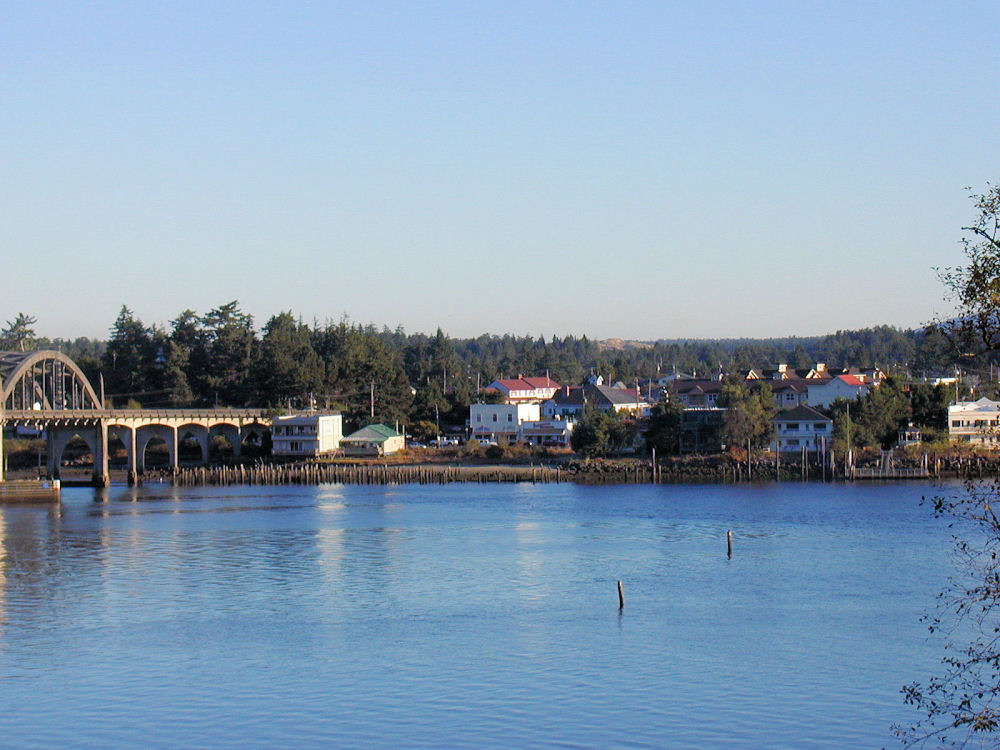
[948,398,1000,446]
[769,379,811,410]
[770,405,833,453]
[340,424,406,456]
[518,419,574,446]
[541,384,651,420]
[807,374,869,409]
[680,407,725,453]
[469,403,541,444]
[270,413,343,456]
[484,376,561,404]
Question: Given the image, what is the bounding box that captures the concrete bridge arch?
[1,349,266,484]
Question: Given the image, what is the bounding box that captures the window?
[786,423,799,431]
[290,441,301,452]
[508,414,513,422]
[814,423,827,431]
[476,415,482,423]
[787,439,799,446]
[952,420,962,427]
[492,414,497,422]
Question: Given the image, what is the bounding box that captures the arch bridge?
[0,350,267,486]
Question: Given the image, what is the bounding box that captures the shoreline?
[4,449,995,488]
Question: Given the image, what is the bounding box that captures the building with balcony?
[770,405,833,453]
[270,413,343,456]
[949,398,1000,446]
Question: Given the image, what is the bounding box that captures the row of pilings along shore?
[156,452,992,488]
[170,462,567,487]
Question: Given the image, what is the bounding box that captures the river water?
[0,480,962,748]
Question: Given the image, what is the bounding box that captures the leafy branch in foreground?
[896,478,1000,748]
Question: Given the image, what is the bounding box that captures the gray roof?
[773,405,831,422]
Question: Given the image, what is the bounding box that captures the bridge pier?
[92,418,109,487]
[46,430,58,480]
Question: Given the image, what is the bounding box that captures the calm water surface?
[0,481,958,748]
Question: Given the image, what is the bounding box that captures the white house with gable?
[807,374,869,409]
[770,405,833,453]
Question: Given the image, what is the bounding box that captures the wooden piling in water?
[617,580,625,609]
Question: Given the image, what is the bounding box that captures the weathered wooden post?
[727,530,733,559]
[617,580,625,609]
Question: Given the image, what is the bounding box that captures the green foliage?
[255,312,323,407]
[313,319,413,425]
[644,385,684,455]
[719,379,775,450]
[409,420,439,442]
[0,312,37,351]
[102,306,159,404]
[856,377,911,448]
[570,408,634,457]
[909,383,950,431]
[201,301,256,406]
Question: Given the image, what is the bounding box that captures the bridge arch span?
[0,350,102,411]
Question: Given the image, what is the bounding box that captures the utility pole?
[370,381,375,419]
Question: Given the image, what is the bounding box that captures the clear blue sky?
[3,1,998,341]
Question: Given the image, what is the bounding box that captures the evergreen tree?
[102,306,156,404]
[0,313,37,351]
[201,301,256,406]
[644,385,684,455]
[255,312,323,408]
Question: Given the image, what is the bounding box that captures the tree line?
[0,304,963,437]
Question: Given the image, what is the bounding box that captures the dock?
[0,479,61,502]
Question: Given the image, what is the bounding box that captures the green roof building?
[340,424,405,456]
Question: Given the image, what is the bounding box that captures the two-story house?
[770,405,833,453]
[949,398,1000,446]
[469,402,541,443]
[270,413,343,456]
[484,376,560,404]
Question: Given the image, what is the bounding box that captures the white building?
[949,398,1000,446]
[271,413,343,456]
[770,405,833,453]
[485,377,561,404]
[807,374,869,409]
[469,403,540,443]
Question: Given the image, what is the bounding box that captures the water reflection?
[0,482,954,748]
